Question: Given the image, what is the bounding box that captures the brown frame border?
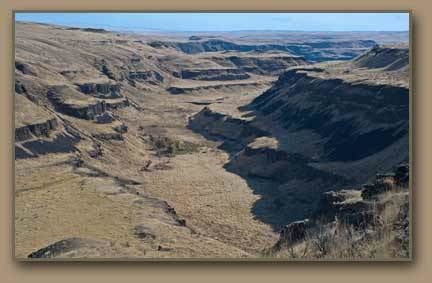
[2,0,432,282]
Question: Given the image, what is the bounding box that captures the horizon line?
[15,20,409,33]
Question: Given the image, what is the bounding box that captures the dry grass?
[269,188,409,260]
[15,94,54,127]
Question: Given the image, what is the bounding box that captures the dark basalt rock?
[316,190,370,227]
[316,164,409,228]
[361,165,409,200]
[15,81,27,94]
[15,118,58,142]
[48,86,128,120]
[17,130,81,159]
[95,112,114,124]
[48,87,107,120]
[15,126,32,142]
[227,56,307,75]
[167,81,263,95]
[166,87,185,95]
[275,219,311,249]
[179,68,250,81]
[27,237,106,258]
[28,238,84,258]
[78,83,121,99]
[54,100,106,120]
[128,70,164,83]
[15,61,36,76]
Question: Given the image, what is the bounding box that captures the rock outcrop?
[176,68,250,81]
[274,219,311,249]
[226,55,307,75]
[167,81,267,95]
[188,107,269,151]
[77,82,122,99]
[48,86,107,120]
[129,70,163,82]
[15,118,58,142]
[95,112,114,124]
[149,39,377,62]
[228,137,343,183]
[48,86,128,120]
[361,163,409,200]
[28,237,111,259]
[15,94,59,142]
[273,164,410,256]
[15,60,37,76]
[15,80,27,94]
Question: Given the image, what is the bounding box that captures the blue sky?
[15,12,409,32]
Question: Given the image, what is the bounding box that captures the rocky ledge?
[15,94,59,142]
[174,68,250,81]
[273,164,409,259]
[48,85,128,120]
[77,82,122,99]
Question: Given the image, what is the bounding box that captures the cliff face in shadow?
[252,67,409,162]
[189,107,351,228]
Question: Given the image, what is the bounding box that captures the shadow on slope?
[187,106,351,230]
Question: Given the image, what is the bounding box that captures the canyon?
[14,22,409,259]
